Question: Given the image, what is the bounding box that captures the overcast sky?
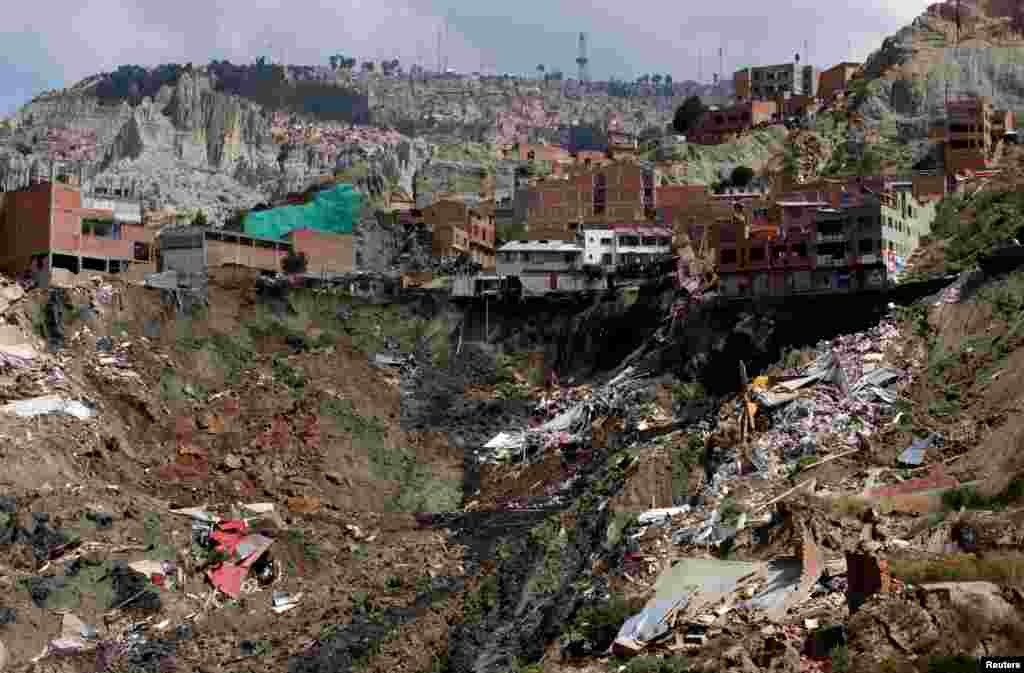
[0,0,927,116]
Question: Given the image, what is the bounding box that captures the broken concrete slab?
[614,558,762,655]
[0,396,95,420]
[919,582,1016,623]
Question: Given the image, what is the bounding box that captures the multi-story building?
[525,163,656,242]
[689,101,778,145]
[495,240,602,294]
[734,60,818,101]
[422,199,496,268]
[0,181,153,279]
[818,62,861,100]
[709,177,938,297]
[580,224,672,269]
[943,96,1012,172]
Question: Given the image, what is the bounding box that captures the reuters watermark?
[981,657,1024,671]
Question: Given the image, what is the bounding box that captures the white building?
[496,240,603,295]
[580,225,672,270]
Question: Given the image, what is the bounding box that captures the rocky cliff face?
[855,9,1024,142]
[0,71,429,225]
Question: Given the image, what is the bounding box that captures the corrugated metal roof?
[498,240,583,253]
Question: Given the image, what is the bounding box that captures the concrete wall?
[161,247,207,275]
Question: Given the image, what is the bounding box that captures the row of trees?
[95,63,191,104]
[328,56,402,75]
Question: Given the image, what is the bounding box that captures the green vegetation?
[463,576,498,624]
[930,191,1024,273]
[673,95,706,135]
[526,516,568,596]
[321,397,458,511]
[670,434,703,504]
[889,553,1024,587]
[606,511,635,547]
[672,382,706,403]
[719,497,743,526]
[830,645,851,673]
[563,597,637,654]
[941,476,1024,512]
[285,528,322,561]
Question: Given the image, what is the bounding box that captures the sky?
[0,0,929,117]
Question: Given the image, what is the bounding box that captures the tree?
[282,250,309,274]
[730,165,755,188]
[329,55,339,70]
[537,64,545,78]
[857,146,882,176]
[361,61,375,72]
[672,95,707,134]
[191,210,209,227]
[652,74,663,86]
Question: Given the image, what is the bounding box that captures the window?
[641,236,658,247]
[564,253,576,264]
[601,253,612,265]
[133,242,150,261]
[721,249,738,264]
[600,237,612,245]
[858,239,874,253]
[82,218,120,239]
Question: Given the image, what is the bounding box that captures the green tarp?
[244,184,362,240]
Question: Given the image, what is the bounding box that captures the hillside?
[852,0,1024,154]
[0,63,693,225]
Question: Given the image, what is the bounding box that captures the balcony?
[816,255,847,268]
[816,232,848,243]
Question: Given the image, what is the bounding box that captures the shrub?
[282,251,309,274]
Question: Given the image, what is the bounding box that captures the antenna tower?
[576,32,590,84]
[718,46,724,90]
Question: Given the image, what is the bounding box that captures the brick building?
[944,96,1011,172]
[525,163,656,242]
[818,62,861,100]
[711,177,938,296]
[422,199,496,268]
[0,181,153,279]
[161,228,293,274]
[288,228,355,274]
[689,101,778,145]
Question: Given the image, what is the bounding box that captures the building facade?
[818,62,860,100]
[0,181,153,278]
[712,179,938,297]
[525,163,656,242]
[495,240,602,294]
[422,199,496,268]
[734,62,818,101]
[580,224,672,269]
[689,101,778,145]
[159,227,294,274]
[943,96,1011,173]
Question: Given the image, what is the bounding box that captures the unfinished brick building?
[0,181,153,279]
[525,162,656,242]
[944,96,1011,172]
[689,101,778,145]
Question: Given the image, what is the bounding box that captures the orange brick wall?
[289,229,355,274]
[819,64,858,100]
